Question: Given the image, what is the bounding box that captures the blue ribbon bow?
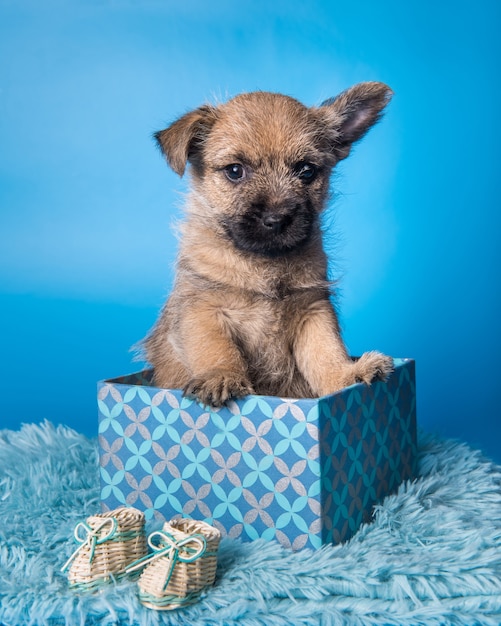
[126,529,207,591]
[61,517,118,572]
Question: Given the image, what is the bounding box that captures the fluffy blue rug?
[0,422,500,625]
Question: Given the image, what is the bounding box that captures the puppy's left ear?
[316,82,393,161]
[155,104,219,176]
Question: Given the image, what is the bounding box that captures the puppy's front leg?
[179,305,254,407]
[294,301,393,396]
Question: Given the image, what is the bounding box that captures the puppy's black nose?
[262,213,285,231]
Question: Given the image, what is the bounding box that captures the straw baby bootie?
[127,518,221,610]
[61,506,147,592]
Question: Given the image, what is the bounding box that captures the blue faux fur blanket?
[0,421,500,625]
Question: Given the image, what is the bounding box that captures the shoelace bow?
[61,517,118,572]
[126,529,207,591]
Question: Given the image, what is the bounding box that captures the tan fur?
[143,83,394,406]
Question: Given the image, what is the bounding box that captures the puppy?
[143,82,394,407]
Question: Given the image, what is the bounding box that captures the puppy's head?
[155,82,392,257]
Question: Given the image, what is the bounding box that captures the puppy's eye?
[294,161,318,183]
[224,163,246,182]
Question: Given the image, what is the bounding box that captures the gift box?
[98,358,417,550]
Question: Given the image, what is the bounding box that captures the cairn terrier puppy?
[143,82,394,407]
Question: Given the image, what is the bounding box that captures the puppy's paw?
[353,351,393,384]
[183,370,254,408]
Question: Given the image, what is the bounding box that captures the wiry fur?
[143,83,394,406]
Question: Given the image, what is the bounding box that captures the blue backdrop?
[1,1,500,462]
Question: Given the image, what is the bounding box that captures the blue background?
[1,1,500,462]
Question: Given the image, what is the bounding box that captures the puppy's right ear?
[316,82,393,161]
[154,105,218,176]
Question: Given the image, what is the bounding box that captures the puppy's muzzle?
[223,199,316,257]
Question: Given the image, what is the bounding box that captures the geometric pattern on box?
[98,358,417,551]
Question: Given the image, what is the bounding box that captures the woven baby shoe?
[61,506,147,592]
[127,518,220,610]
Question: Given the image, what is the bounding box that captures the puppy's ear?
[316,82,393,161]
[154,105,218,176]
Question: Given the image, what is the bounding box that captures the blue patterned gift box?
[98,358,417,550]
